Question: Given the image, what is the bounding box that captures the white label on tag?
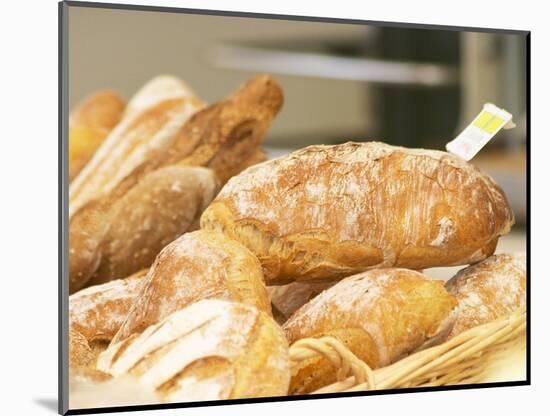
[446,103,514,161]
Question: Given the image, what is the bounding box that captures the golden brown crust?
[268,281,334,323]
[69,76,283,292]
[445,252,526,339]
[69,166,218,293]
[69,269,147,344]
[104,74,282,194]
[69,76,203,216]
[111,230,271,344]
[97,300,290,402]
[201,142,514,284]
[69,91,126,182]
[282,268,458,394]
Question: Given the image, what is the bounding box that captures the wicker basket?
[289,306,526,394]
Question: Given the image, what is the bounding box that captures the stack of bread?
[67,74,526,409]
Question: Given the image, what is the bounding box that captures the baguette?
[98,299,290,402]
[445,252,526,339]
[69,269,147,345]
[282,268,458,394]
[69,166,218,293]
[201,141,514,284]
[111,230,271,344]
[69,91,125,182]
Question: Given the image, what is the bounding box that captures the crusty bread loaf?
[98,299,290,402]
[201,142,514,284]
[69,90,126,182]
[69,76,284,292]
[155,75,282,185]
[268,281,334,323]
[111,230,271,344]
[445,252,526,339]
[69,76,203,216]
[69,166,218,293]
[282,268,458,394]
[69,75,282,218]
[70,269,147,345]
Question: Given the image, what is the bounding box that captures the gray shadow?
[33,398,58,413]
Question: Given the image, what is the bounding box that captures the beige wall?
[68,6,373,146]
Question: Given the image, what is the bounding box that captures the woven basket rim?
[289,306,526,394]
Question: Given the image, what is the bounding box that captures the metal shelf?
[208,44,459,87]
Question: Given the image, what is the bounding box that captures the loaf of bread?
[69,76,283,292]
[70,75,282,218]
[69,166,218,293]
[70,269,147,346]
[111,230,271,344]
[282,268,458,394]
[445,252,526,339]
[268,281,334,323]
[69,90,126,182]
[201,142,514,284]
[98,299,290,402]
[69,76,203,216]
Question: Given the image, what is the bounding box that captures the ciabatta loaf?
[69,90,126,182]
[98,299,290,402]
[445,252,526,339]
[282,268,457,394]
[111,230,271,344]
[201,142,514,284]
[69,166,218,293]
[69,269,147,345]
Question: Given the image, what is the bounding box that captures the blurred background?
[68,6,527,269]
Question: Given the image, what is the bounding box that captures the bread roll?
[69,269,147,345]
[282,268,458,394]
[445,252,526,339]
[69,166,218,293]
[201,142,514,284]
[97,299,290,402]
[268,281,334,323]
[69,76,203,216]
[69,91,125,182]
[111,230,271,344]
